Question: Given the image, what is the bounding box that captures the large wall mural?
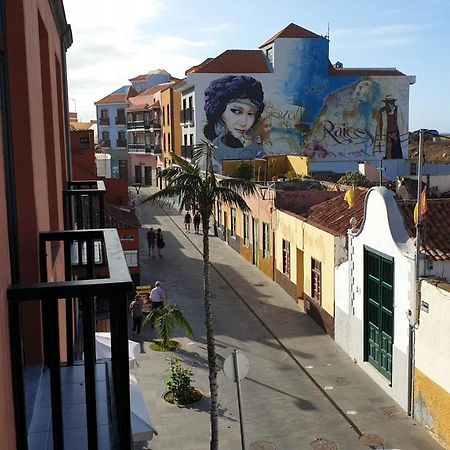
[197,39,411,171]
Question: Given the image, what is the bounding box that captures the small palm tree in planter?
[143,304,193,352]
[164,357,202,406]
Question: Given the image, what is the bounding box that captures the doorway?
[364,249,394,381]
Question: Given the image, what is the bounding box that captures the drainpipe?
[407,128,425,417]
[60,26,73,182]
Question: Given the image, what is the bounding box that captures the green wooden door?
[365,250,394,381]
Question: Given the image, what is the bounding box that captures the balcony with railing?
[115,116,126,126]
[181,145,193,159]
[8,228,134,450]
[179,108,194,125]
[99,117,110,126]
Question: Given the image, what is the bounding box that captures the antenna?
[327,22,330,40]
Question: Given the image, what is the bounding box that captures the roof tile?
[259,23,321,48]
[188,50,270,74]
[398,199,450,261]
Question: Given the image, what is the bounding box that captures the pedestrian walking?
[156,228,165,258]
[147,227,157,257]
[129,294,144,337]
[150,281,166,309]
[193,211,201,234]
[184,211,192,232]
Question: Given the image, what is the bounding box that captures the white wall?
[416,280,450,392]
[336,187,416,410]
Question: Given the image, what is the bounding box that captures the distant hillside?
[409,133,450,164]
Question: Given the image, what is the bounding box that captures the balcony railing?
[115,117,126,125]
[63,180,106,231]
[127,121,144,130]
[179,108,194,125]
[99,117,110,126]
[116,139,127,148]
[181,145,193,158]
[7,228,134,450]
[151,144,162,154]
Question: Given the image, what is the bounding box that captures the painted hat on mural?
[383,95,397,103]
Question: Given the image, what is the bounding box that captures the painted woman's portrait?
[203,75,265,172]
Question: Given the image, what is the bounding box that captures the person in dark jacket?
[156,228,165,258]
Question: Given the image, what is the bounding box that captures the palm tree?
[142,141,256,450]
[143,304,193,350]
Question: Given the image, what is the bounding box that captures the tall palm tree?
[142,141,256,450]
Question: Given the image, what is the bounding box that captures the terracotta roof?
[127,100,160,112]
[311,172,345,183]
[259,23,321,48]
[104,204,140,228]
[188,50,271,74]
[95,86,138,104]
[298,189,367,236]
[398,199,450,261]
[186,58,214,74]
[328,62,404,77]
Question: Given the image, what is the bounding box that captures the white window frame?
[230,208,236,237]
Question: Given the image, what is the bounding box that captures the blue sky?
[64,0,450,132]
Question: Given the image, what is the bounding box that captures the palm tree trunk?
[202,217,219,450]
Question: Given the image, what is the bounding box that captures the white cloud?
[64,0,214,121]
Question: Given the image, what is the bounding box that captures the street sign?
[223,350,249,382]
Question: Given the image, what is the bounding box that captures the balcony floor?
[28,363,112,450]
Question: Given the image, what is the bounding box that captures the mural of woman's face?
[221,100,257,139]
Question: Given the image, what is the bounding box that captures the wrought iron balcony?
[150,144,162,154]
[63,180,106,231]
[128,143,146,153]
[181,145,193,159]
[179,108,194,125]
[127,120,144,129]
[99,117,110,126]
[115,117,126,125]
[7,228,134,450]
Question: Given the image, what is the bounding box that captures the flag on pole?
[344,186,356,209]
[414,187,427,224]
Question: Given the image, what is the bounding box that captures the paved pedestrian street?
[130,190,442,450]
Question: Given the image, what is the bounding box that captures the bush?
[235,161,253,180]
[285,170,298,180]
[165,357,195,405]
[337,172,372,187]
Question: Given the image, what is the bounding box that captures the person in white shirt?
[150,281,166,310]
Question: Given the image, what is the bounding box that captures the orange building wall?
[7,0,68,363]
[0,93,17,450]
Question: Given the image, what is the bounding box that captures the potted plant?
[164,357,202,406]
[143,304,193,352]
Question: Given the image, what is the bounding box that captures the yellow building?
[160,83,183,167]
[275,190,366,337]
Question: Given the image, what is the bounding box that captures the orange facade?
[0,0,72,447]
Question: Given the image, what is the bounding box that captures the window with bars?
[243,213,249,245]
[311,258,322,303]
[262,222,270,259]
[282,239,290,276]
[230,208,236,237]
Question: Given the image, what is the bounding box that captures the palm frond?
[215,186,251,211]
[141,185,186,205]
[219,177,257,196]
[171,306,194,337]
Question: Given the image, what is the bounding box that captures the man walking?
[184,211,192,232]
[193,211,201,234]
[150,281,166,310]
[147,227,156,257]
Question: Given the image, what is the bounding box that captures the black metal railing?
[115,117,126,125]
[99,117,110,126]
[151,144,162,154]
[7,229,134,450]
[63,180,106,231]
[181,145,193,158]
[127,121,144,129]
[179,108,194,124]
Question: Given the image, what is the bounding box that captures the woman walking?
[156,228,165,258]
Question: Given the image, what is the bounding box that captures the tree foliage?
[337,171,372,187]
